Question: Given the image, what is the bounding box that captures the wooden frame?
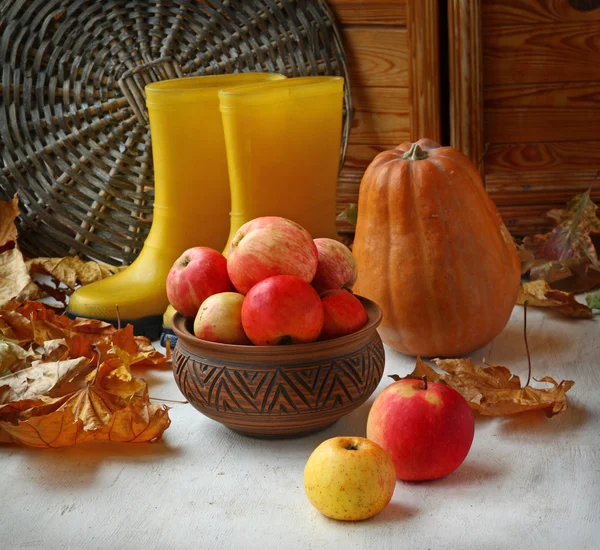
[448,0,483,167]
[407,0,442,143]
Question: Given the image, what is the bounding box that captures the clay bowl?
[171,296,385,438]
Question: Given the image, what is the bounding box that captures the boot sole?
[65,310,163,341]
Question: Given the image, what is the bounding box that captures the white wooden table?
[2,305,598,549]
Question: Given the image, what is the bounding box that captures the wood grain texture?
[496,203,558,234]
[344,28,408,87]
[484,82,600,143]
[407,0,441,142]
[328,0,407,25]
[486,169,600,206]
[350,86,410,144]
[344,143,397,167]
[482,0,600,26]
[485,142,600,173]
[448,0,484,165]
[337,167,363,233]
[483,23,600,85]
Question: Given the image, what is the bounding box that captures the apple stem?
[524,300,532,387]
[422,375,428,390]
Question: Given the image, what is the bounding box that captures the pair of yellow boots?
[67,73,345,340]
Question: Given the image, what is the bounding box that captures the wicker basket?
[0,0,351,265]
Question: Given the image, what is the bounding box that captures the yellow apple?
[303,436,396,521]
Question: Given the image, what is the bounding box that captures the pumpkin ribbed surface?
[352,139,521,357]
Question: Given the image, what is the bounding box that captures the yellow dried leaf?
[517,280,593,319]
[398,357,574,418]
[0,248,41,306]
[0,195,19,248]
[85,357,146,399]
[0,357,90,408]
[0,385,170,448]
[27,257,124,291]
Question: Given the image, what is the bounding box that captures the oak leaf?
[520,190,600,292]
[517,280,593,318]
[393,357,574,417]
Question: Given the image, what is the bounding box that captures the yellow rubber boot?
[219,77,344,253]
[67,73,285,339]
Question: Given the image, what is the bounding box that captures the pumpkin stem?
[402,143,429,161]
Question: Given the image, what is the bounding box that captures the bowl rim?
[171,294,382,355]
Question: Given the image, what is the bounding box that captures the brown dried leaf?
[0,340,37,375]
[0,195,19,248]
[520,190,600,292]
[399,357,574,418]
[0,357,90,409]
[27,257,124,292]
[0,309,33,344]
[0,248,42,306]
[517,280,593,319]
[0,385,170,448]
[96,324,166,367]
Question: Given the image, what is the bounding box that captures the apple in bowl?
[166,247,234,317]
[226,216,318,295]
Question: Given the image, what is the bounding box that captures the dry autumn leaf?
[0,248,42,306]
[520,189,600,292]
[0,357,90,410]
[0,194,19,249]
[27,257,124,300]
[517,280,593,319]
[0,385,170,448]
[392,357,574,418]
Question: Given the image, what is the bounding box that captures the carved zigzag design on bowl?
[173,340,384,416]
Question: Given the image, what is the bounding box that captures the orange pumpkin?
[353,139,521,357]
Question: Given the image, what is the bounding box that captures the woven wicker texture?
[0,0,351,265]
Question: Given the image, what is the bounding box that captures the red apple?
[226,216,318,295]
[194,292,250,345]
[241,275,324,345]
[366,378,475,481]
[320,289,368,340]
[312,238,358,294]
[166,247,234,317]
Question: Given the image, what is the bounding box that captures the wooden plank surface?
[350,86,410,144]
[485,142,600,173]
[449,0,484,165]
[344,143,397,167]
[482,0,600,26]
[407,0,441,142]
[484,82,600,143]
[328,0,407,26]
[483,23,600,85]
[344,28,408,87]
[495,203,558,234]
[486,169,600,205]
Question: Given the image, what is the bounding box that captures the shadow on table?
[0,440,180,487]
[426,461,505,489]
[498,399,590,435]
